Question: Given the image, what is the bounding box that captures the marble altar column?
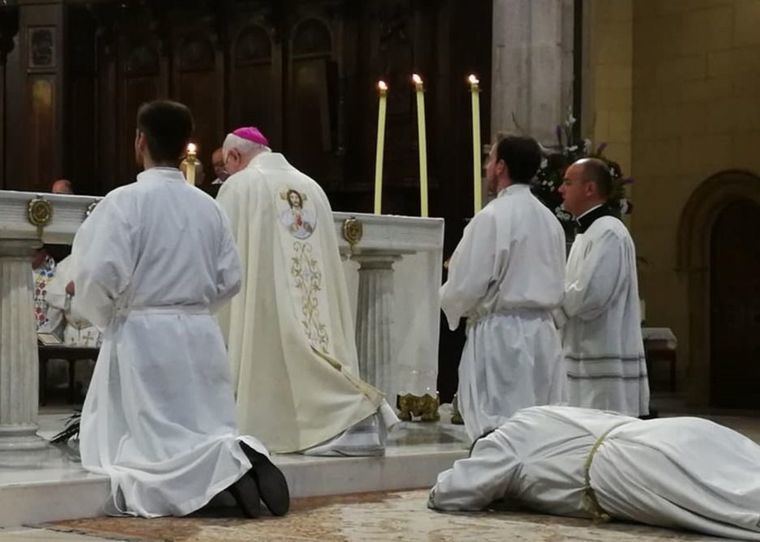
[0,240,48,455]
[352,253,401,400]
[491,0,575,145]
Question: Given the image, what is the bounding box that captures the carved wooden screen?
[229,23,279,148]
[172,30,223,184]
[286,17,336,187]
[119,39,164,183]
[56,0,491,401]
[67,8,97,196]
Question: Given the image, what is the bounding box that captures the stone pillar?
[491,0,575,145]
[352,253,401,400]
[0,240,48,456]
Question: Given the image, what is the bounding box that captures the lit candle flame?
[468,74,479,86]
[378,80,388,91]
[187,143,197,156]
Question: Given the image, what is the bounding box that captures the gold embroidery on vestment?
[290,241,330,353]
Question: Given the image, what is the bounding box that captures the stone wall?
[582,0,633,176]
[591,0,760,402]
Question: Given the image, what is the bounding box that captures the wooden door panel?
[710,199,760,407]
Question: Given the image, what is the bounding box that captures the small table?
[38,344,99,405]
[642,327,677,392]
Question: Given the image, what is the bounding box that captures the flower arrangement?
[531,114,633,233]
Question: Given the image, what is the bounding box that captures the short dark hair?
[579,158,613,199]
[136,100,194,164]
[495,135,542,183]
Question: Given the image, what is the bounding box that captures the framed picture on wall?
[27,26,56,71]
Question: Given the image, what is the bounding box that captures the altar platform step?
[0,411,469,528]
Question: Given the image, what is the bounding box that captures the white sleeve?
[70,196,135,328]
[562,229,627,321]
[429,429,520,511]
[439,212,497,330]
[211,208,242,312]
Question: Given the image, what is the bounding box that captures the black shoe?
[227,471,262,518]
[240,443,290,516]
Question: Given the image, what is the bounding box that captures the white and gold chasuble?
[217,152,386,453]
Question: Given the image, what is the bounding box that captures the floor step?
[0,414,468,527]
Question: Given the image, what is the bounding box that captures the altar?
[0,190,445,455]
[0,190,463,527]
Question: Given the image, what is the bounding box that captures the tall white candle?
[412,74,428,217]
[468,75,482,214]
[374,81,388,215]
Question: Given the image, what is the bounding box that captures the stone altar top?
[0,189,445,400]
[0,190,100,244]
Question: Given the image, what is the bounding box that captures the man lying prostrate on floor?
[70,100,288,519]
[429,405,760,540]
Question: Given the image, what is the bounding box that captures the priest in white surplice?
[216,127,397,455]
[556,158,649,416]
[440,135,567,440]
[70,101,288,518]
[430,405,760,540]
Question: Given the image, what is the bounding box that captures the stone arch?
[676,170,760,405]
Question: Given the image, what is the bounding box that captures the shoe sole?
[241,444,290,516]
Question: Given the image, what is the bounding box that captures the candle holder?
[183,143,197,185]
[396,391,440,422]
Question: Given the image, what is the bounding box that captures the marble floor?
[2,397,760,541]
[0,489,742,542]
[0,406,470,527]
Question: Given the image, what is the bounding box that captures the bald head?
[559,158,613,217]
[51,179,73,194]
[573,158,613,198]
